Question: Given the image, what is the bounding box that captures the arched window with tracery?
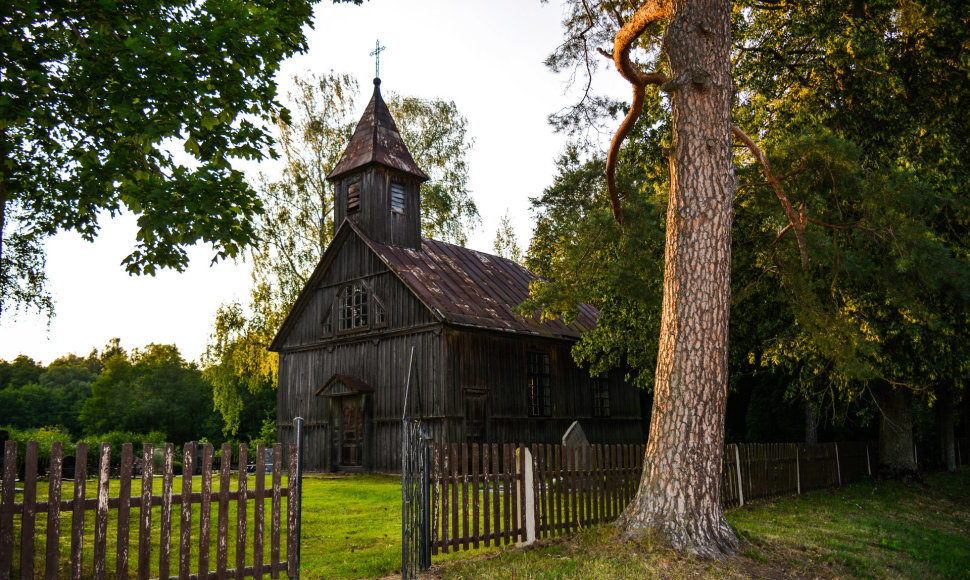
[339,283,368,331]
[321,280,388,337]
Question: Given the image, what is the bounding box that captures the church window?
[338,284,368,330]
[592,378,611,417]
[527,352,552,417]
[390,182,406,213]
[322,307,333,336]
[347,182,361,214]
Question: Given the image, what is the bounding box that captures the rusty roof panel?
[327,79,429,182]
[353,222,598,339]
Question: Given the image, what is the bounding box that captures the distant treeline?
[0,339,275,448]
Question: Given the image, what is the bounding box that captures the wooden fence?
[0,440,298,580]
[431,440,884,550]
[429,443,526,554]
[532,443,643,540]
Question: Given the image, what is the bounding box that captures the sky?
[0,0,628,365]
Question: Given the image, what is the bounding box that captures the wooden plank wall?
[277,232,435,351]
[0,441,296,580]
[444,328,645,447]
[278,329,443,473]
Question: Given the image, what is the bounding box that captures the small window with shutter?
[347,182,360,214]
[390,182,406,214]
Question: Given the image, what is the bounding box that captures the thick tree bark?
[805,402,818,444]
[875,383,917,477]
[936,388,956,472]
[614,0,739,559]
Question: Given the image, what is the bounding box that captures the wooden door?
[464,393,488,443]
[340,396,365,467]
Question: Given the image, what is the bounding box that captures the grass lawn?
[431,468,970,580]
[6,468,968,578]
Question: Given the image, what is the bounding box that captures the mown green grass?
[6,468,969,579]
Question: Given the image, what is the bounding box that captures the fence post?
[834,443,842,486]
[420,430,431,570]
[291,417,304,580]
[866,444,872,476]
[515,448,536,547]
[795,446,801,495]
[734,445,744,507]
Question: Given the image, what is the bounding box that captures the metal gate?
[402,418,430,578]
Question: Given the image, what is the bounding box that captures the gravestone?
[562,421,589,448]
[562,420,591,472]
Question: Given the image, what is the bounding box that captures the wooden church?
[270,79,645,472]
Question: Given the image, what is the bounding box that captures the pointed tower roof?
[326,78,429,182]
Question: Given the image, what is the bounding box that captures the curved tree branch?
[605,83,646,224]
[731,123,809,268]
[604,0,670,225]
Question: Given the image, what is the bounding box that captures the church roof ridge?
[326,78,430,182]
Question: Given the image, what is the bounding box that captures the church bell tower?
[327,78,428,249]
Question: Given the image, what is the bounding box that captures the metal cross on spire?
[370,40,386,78]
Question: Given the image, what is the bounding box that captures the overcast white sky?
[0,0,628,365]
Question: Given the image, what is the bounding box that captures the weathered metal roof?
[354,222,600,339]
[326,78,429,182]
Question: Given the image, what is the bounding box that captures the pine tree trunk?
[614,0,739,558]
[936,388,956,472]
[875,383,917,477]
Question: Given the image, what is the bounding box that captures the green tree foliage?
[0,354,95,435]
[205,72,480,434]
[728,1,970,463]
[0,354,44,389]
[80,343,221,444]
[492,211,522,263]
[0,0,364,318]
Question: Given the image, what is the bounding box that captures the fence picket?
[481,444,490,546]
[217,443,231,580]
[430,444,441,554]
[0,442,15,579]
[471,444,479,549]
[180,442,195,580]
[116,443,133,580]
[490,443,500,547]
[254,444,265,580]
[461,443,469,551]
[93,443,111,580]
[271,443,283,579]
[160,444,174,580]
[199,444,213,580]
[71,443,88,580]
[44,442,63,580]
[502,444,511,546]
[138,444,154,580]
[19,441,39,580]
[236,444,248,580]
[287,444,299,576]
[450,444,459,551]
